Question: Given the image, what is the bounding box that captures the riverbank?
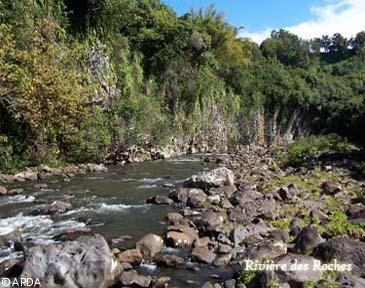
[1,146,365,287]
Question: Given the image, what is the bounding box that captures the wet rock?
[21,234,120,288]
[86,163,108,173]
[187,189,207,208]
[153,276,171,288]
[31,200,72,216]
[339,273,365,288]
[184,167,235,191]
[14,171,38,181]
[166,231,195,248]
[294,226,324,253]
[153,253,184,268]
[313,238,365,272]
[169,188,190,206]
[0,185,7,195]
[0,227,21,246]
[136,233,164,259]
[321,181,342,195]
[117,249,143,265]
[231,222,272,246]
[119,270,152,287]
[34,183,48,189]
[275,253,322,285]
[147,195,174,205]
[7,188,24,195]
[191,247,216,264]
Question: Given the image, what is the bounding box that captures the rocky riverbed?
[1,147,365,288]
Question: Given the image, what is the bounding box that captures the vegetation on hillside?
[0,0,364,172]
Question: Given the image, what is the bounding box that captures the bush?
[281,134,355,167]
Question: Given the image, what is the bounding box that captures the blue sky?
[163,0,365,43]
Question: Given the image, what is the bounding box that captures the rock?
[218,244,232,254]
[31,200,72,216]
[165,212,184,224]
[321,181,342,195]
[166,231,195,248]
[7,188,24,195]
[228,196,278,224]
[313,238,365,272]
[191,247,216,264]
[117,249,143,265]
[153,253,184,268]
[209,185,237,198]
[153,276,171,288]
[184,167,235,191]
[224,279,236,288]
[309,209,329,221]
[120,270,152,287]
[348,204,365,219]
[0,227,21,246]
[231,222,272,246]
[278,184,297,201]
[136,233,164,259]
[207,195,221,205]
[169,188,190,206]
[339,273,365,288]
[120,262,133,271]
[213,253,232,267]
[289,218,302,238]
[0,258,23,278]
[199,211,226,232]
[244,240,287,261]
[14,171,38,181]
[187,189,207,208]
[21,234,120,288]
[147,195,174,205]
[202,282,214,288]
[275,253,322,284]
[194,237,212,248]
[294,226,324,253]
[34,183,48,189]
[0,185,7,195]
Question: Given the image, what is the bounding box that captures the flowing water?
[0,155,234,287]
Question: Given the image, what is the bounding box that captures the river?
[0,155,235,287]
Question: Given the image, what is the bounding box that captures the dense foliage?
[0,0,364,172]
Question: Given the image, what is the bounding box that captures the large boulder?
[293,226,324,253]
[21,234,121,288]
[313,238,365,272]
[187,189,207,208]
[231,222,272,246]
[274,253,322,285]
[166,231,196,248]
[136,233,164,259]
[191,247,216,264]
[183,167,235,191]
[228,196,278,224]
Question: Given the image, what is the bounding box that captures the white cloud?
[240,0,365,43]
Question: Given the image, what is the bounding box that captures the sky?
[163,0,365,43]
